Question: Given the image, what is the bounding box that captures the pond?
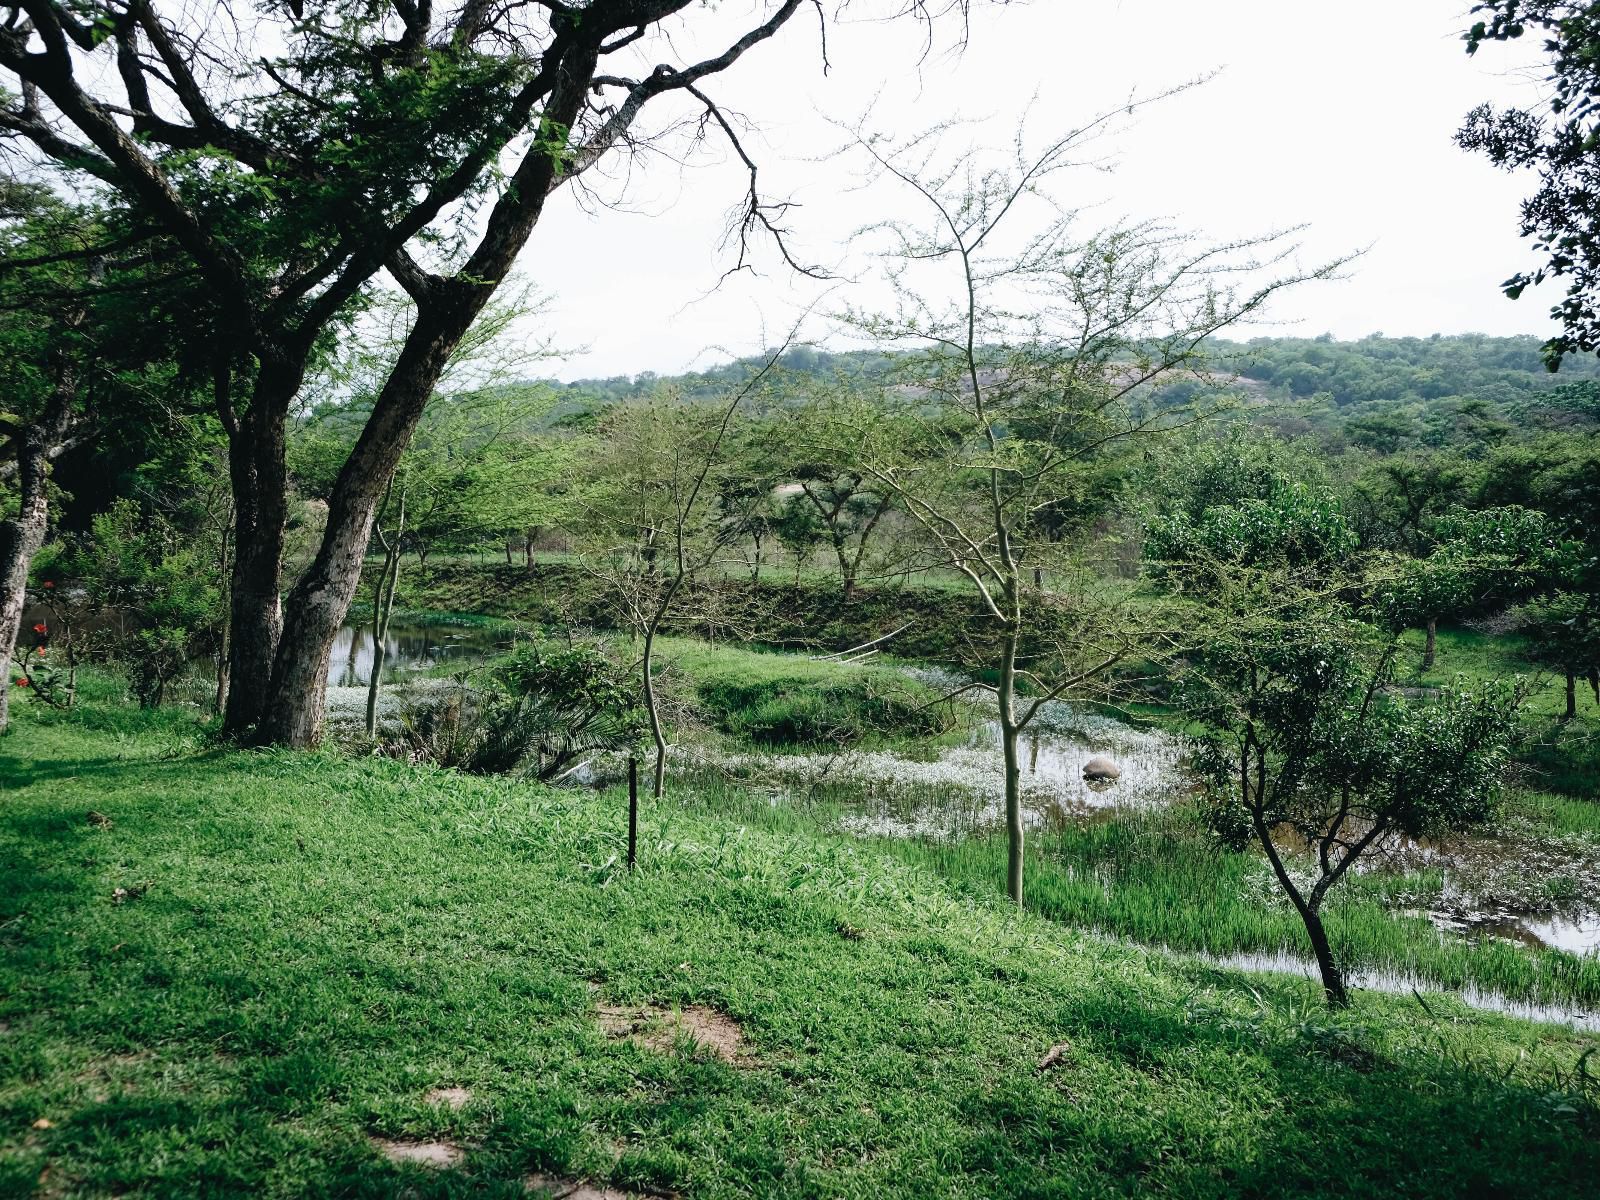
[669,706,1185,840]
[326,619,511,687]
[322,618,514,729]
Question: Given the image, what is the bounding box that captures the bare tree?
[580,344,791,797]
[834,100,1348,907]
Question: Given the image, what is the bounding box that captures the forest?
[2,2,1600,1198]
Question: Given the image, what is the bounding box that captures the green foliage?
[36,499,222,707]
[662,640,953,747]
[1187,602,1519,846]
[396,637,642,778]
[1461,3,1600,367]
[1142,432,1357,586]
[1376,505,1570,631]
[1520,591,1600,702]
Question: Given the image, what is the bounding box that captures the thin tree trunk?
[829,531,855,602]
[1566,670,1578,721]
[1252,807,1349,1008]
[1300,904,1350,1008]
[998,619,1024,906]
[0,443,53,733]
[0,377,75,733]
[642,618,668,799]
[504,540,513,566]
[1423,617,1437,671]
[214,515,233,716]
[365,488,405,738]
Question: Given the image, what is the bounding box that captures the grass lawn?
[3,699,1599,1198]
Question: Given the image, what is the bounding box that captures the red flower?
[13,677,28,687]
[35,647,46,657]
[31,623,47,635]
[41,580,54,589]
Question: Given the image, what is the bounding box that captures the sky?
[524,1,1552,381]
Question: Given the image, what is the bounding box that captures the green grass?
[1399,624,1600,734]
[655,638,955,747]
[669,776,1600,1013]
[3,697,1599,1197]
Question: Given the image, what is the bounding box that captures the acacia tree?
[835,105,1341,907]
[1184,587,1520,1008]
[1,0,952,746]
[765,397,903,599]
[580,356,786,797]
[1460,2,1600,368]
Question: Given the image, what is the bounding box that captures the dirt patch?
[370,1137,465,1168]
[524,1175,641,1199]
[596,1002,747,1063]
[424,1085,473,1110]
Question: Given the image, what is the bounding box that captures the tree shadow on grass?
[976,975,1600,1200]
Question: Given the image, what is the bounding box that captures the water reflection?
[327,621,508,687]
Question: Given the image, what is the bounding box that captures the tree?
[1143,430,1359,596]
[1378,505,1567,670]
[772,490,826,585]
[767,396,903,600]
[1185,588,1520,1007]
[1460,3,1600,368]
[1347,452,1468,557]
[0,186,192,730]
[2,0,905,747]
[580,353,786,798]
[33,498,223,708]
[835,102,1342,907]
[1521,590,1600,719]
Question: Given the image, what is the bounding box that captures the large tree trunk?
[253,38,601,748]
[220,364,297,736]
[256,298,487,747]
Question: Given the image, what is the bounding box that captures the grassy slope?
[654,638,952,746]
[2,702,1599,1199]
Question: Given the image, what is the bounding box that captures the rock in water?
[1082,755,1121,782]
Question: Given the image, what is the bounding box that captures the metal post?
[627,756,639,872]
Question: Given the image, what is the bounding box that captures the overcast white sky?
[526,1,1550,381]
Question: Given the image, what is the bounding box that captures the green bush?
[662,640,954,747]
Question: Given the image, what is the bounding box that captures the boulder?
[1082,755,1121,782]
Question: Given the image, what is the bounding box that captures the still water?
[326,619,510,687]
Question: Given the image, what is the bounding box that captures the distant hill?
[536,335,1600,451]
